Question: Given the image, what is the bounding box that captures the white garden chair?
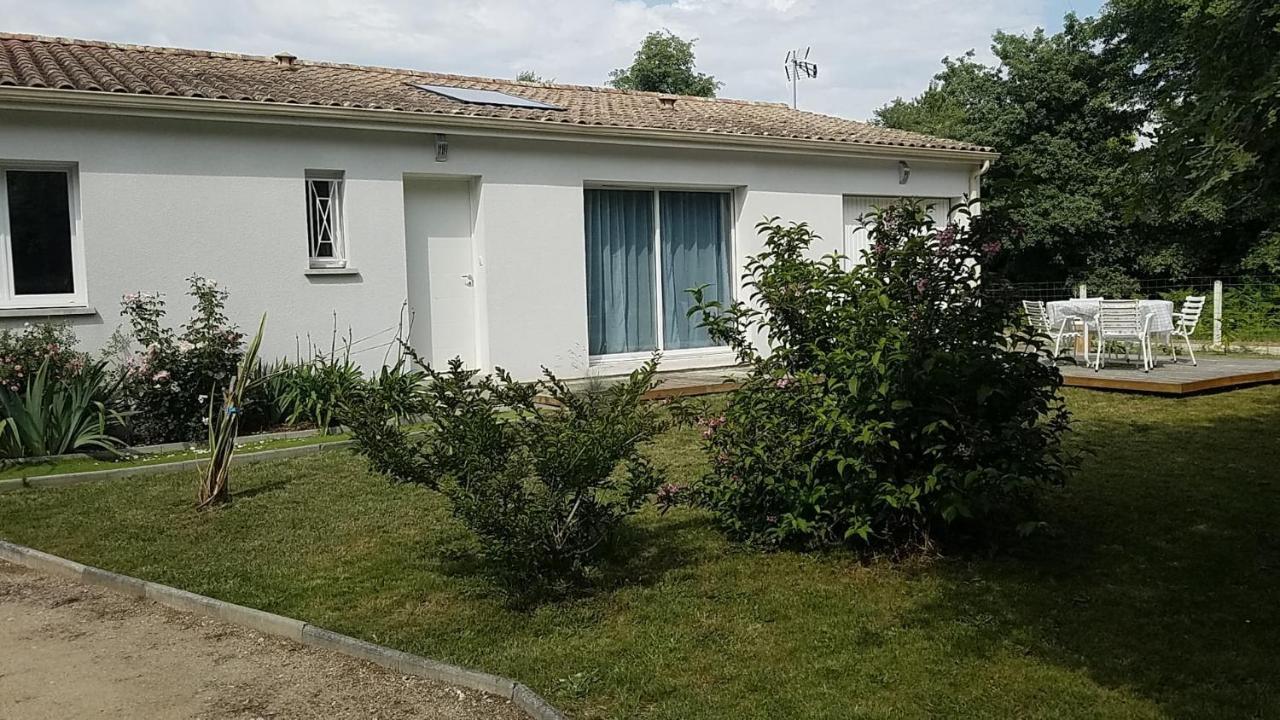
[1169,295,1206,366]
[1022,300,1087,362]
[1094,299,1153,372]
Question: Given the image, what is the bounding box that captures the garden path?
[0,561,525,720]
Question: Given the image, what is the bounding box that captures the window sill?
[0,305,98,319]
[589,347,737,373]
[305,267,360,277]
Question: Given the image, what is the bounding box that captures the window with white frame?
[0,164,84,308]
[305,170,346,267]
[584,187,734,358]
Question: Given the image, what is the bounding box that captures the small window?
[0,165,83,308]
[306,170,345,268]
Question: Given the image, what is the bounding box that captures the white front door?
[403,177,476,368]
[842,195,950,267]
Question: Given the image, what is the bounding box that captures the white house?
[0,33,995,380]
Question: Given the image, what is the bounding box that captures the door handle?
[461,273,474,287]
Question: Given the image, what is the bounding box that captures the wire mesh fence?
[1010,276,1280,346]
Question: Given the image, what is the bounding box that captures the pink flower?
[915,278,928,293]
[152,370,171,382]
[655,483,686,515]
[700,415,726,440]
[981,240,1002,257]
[775,377,792,390]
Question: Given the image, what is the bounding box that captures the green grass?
[2,387,1279,718]
[0,431,351,480]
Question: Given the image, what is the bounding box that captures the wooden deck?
[560,355,1280,402]
[1058,355,1280,395]
[554,367,746,402]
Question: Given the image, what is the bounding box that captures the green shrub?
[363,360,429,420]
[279,352,362,433]
[0,358,125,458]
[241,358,296,432]
[0,322,91,392]
[685,203,1072,551]
[1080,267,1141,298]
[348,355,666,602]
[118,276,244,444]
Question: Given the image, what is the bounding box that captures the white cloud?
[0,0,1052,119]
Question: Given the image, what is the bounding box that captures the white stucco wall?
[0,108,978,379]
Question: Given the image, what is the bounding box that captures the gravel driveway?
[0,560,527,719]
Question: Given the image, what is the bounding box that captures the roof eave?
[0,86,1000,163]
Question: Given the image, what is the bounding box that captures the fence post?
[1078,283,1088,299]
[1213,280,1223,348]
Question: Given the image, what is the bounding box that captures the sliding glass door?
[585,189,657,356]
[585,188,732,358]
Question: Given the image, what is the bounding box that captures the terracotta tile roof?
[0,33,994,155]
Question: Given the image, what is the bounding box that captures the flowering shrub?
[686,202,1072,551]
[119,276,244,443]
[0,323,89,392]
[347,354,666,603]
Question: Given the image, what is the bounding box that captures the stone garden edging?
[0,539,568,720]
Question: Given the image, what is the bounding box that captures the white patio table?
[1046,299,1175,334]
[1046,299,1175,366]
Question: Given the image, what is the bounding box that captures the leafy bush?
[279,352,362,433]
[685,203,1072,551]
[0,358,124,458]
[0,322,90,392]
[118,276,244,444]
[362,360,429,420]
[348,355,667,602]
[1079,266,1141,299]
[241,358,296,433]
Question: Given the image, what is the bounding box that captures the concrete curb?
[0,538,567,720]
[0,439,356,494]
[131,426,347,455]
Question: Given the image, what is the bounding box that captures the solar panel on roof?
[411,83,564,110]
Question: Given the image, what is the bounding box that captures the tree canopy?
[609,30,721,97]
[877,2,1280,282]
[515,70,550,83]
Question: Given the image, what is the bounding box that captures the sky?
[0,0,1107,121]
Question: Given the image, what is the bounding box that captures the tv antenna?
[785,47,818,109]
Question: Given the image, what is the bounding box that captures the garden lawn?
[2,387,1278,719]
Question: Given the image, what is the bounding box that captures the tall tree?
[878,18,1144,281]
[1102,0,1280,273]
[609,30,722,97]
